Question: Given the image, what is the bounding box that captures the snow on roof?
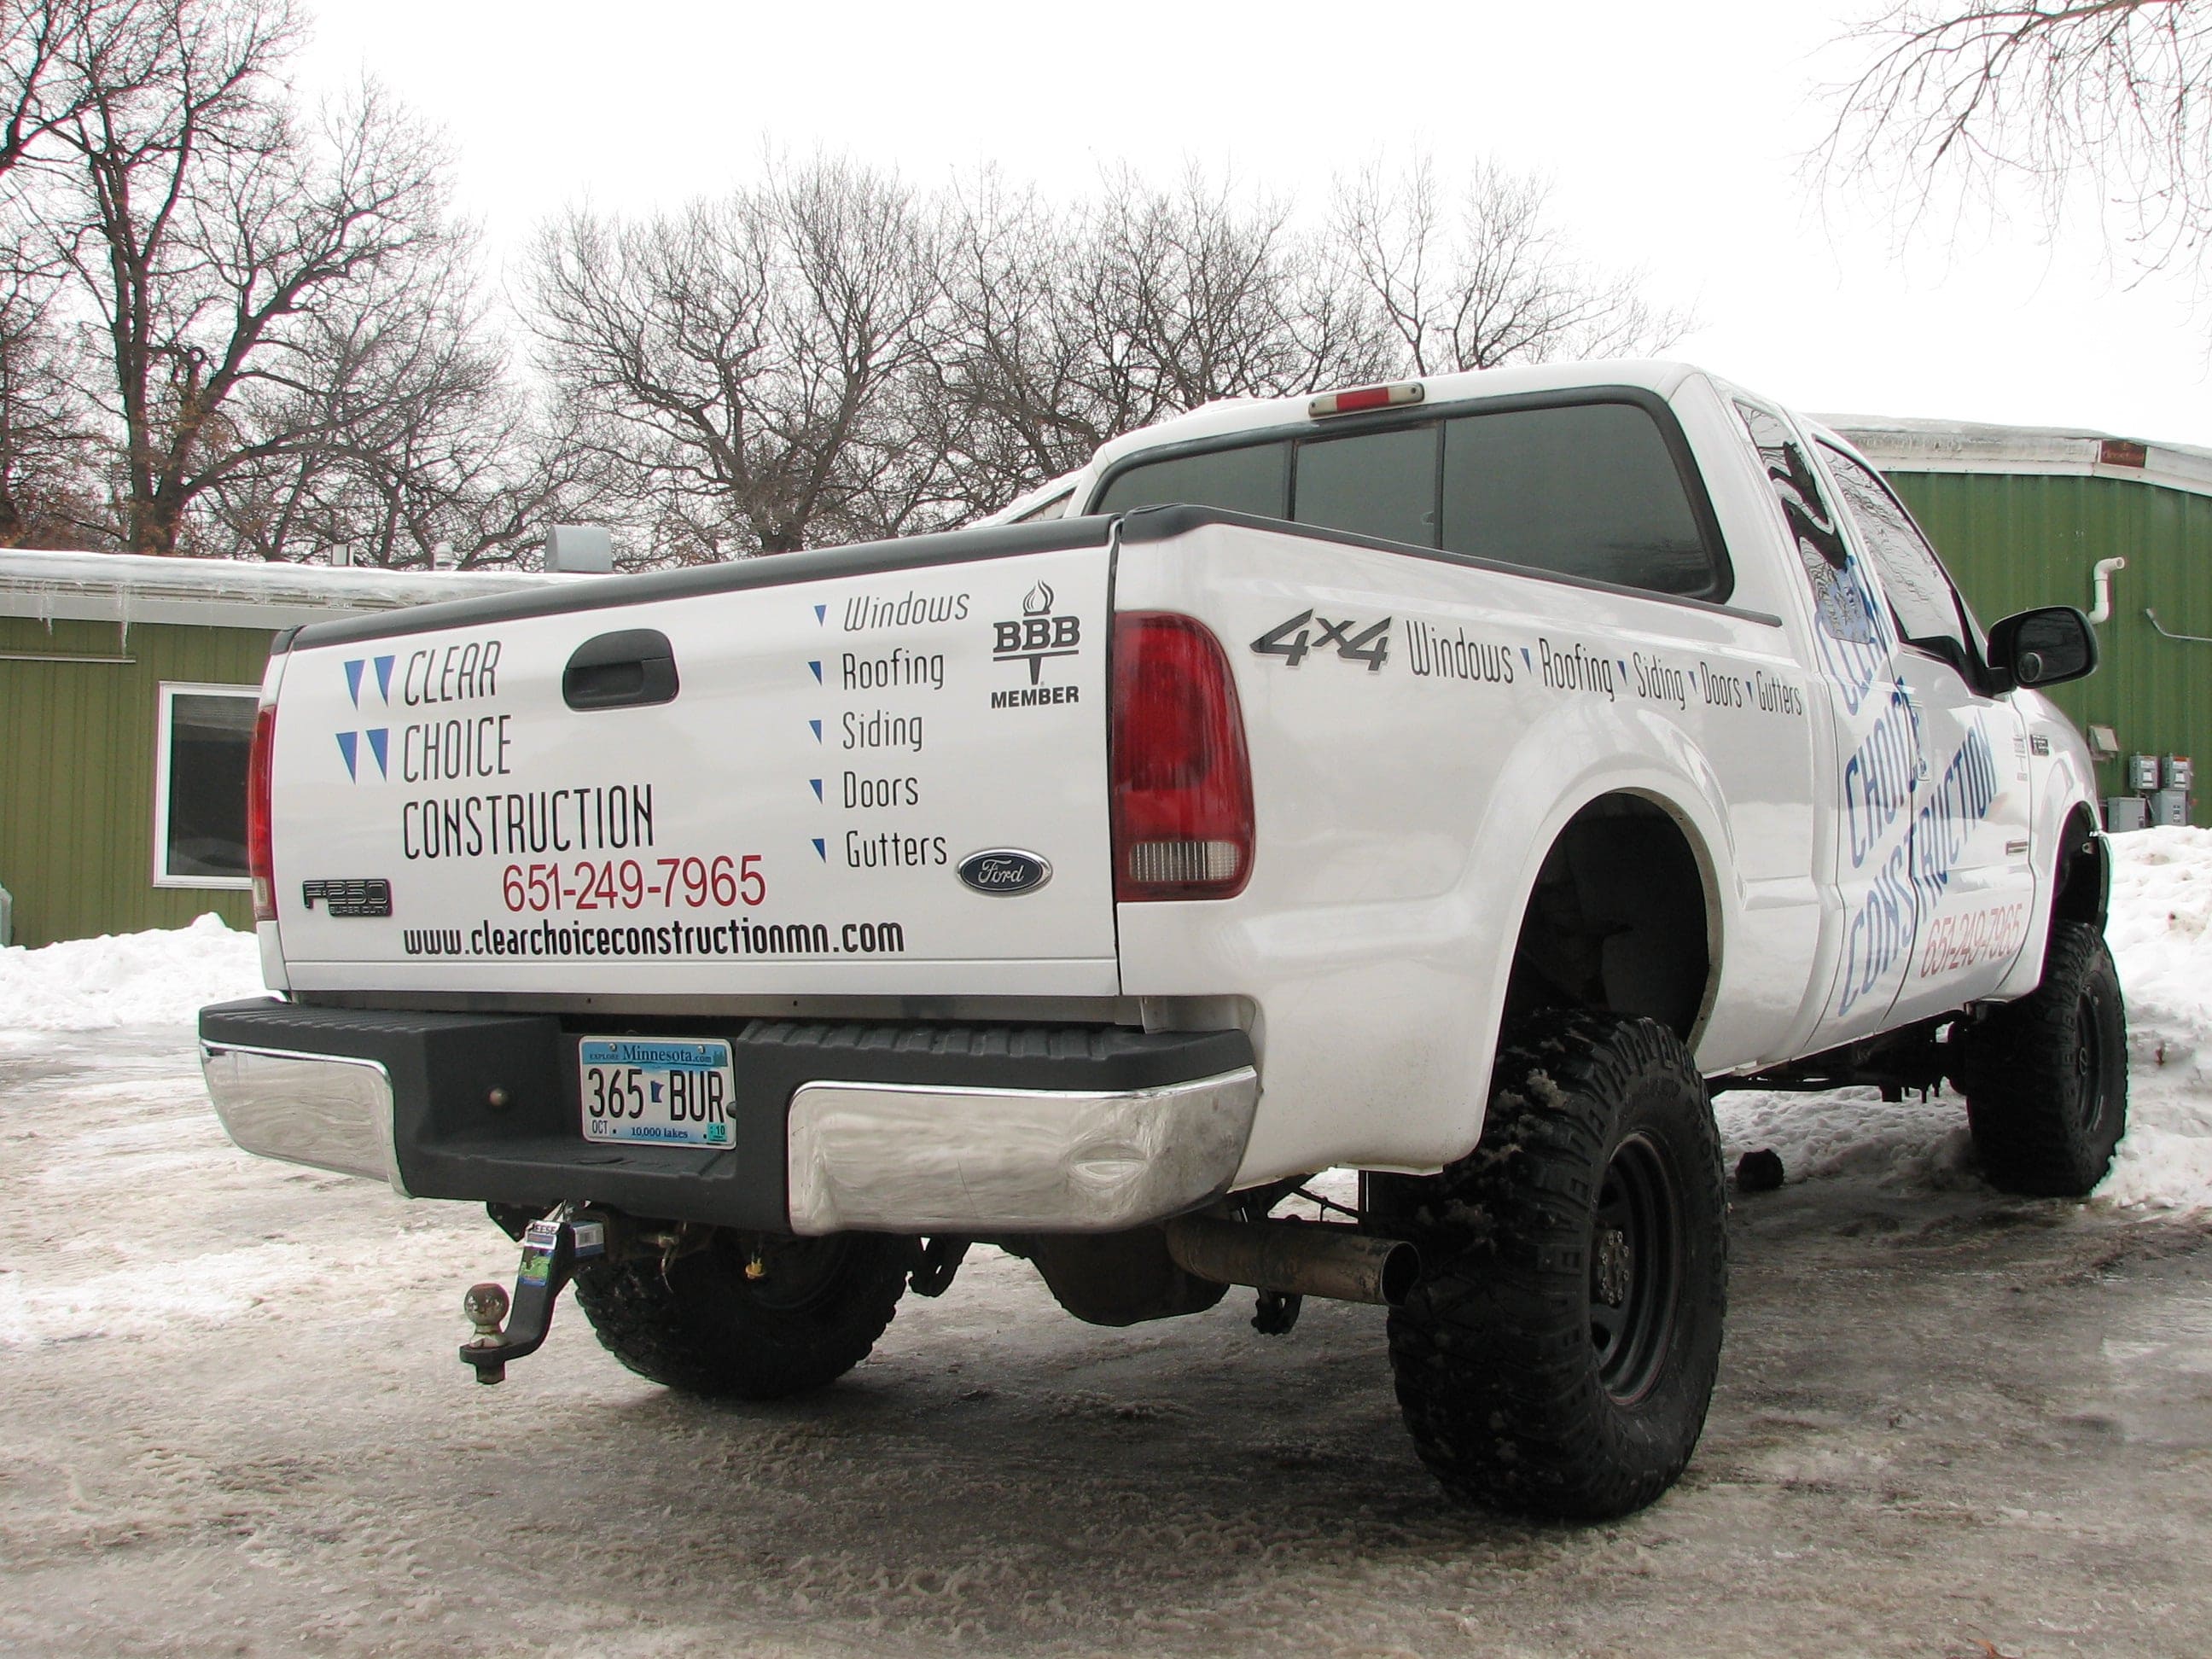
[1821,413,2212,499]
[0,549,579,632]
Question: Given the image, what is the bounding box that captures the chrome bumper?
[200,1042,407,1194]
[784,1067,1260,1235]
[197,1000,1259,1235]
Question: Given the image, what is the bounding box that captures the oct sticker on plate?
[578,1038,735,1147]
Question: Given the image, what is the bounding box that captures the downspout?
[2087,556,2126,624]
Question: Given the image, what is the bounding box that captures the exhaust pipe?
[1164,1215,1421,1307]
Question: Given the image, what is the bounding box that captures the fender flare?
[1988,742,2103,1003]
[1439,709,1737,1161]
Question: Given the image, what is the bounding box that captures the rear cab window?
[1441,403,1710,594]
[1089,393,1729,603]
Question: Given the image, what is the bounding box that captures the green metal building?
[1833,416,2211,826]
[0,552,552,948]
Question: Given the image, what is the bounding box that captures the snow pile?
[0,911,262,1031]
[1718,826,2212,1213]
[2097,826,2212,1210]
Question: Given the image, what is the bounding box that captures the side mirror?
[1988,605,2098,690]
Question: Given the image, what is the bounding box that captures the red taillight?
[1109,613,1254,901]
[247,700,276,923]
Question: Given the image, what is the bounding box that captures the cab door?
[1732,399,1924,1047]
[1815,442,2037,1024]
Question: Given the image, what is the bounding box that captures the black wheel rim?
[2073,984,2122,1142]
[1588,1132,1683,1406]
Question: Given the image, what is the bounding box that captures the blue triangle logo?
[374,655,395,702]
[813,604,826,626]
[1520,647,1532,668]
[808,719,822,742]
[812,838,826,862]
[808,660,822,684]
[809,778,823,801]
[344,661,364,707]
[366,728,389,777]
[336,731,358,780]
[1617,660,1629,679]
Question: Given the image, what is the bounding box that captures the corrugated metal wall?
[1889,471,2210,824]
[0,613,270,946]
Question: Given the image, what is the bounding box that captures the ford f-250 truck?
[201,360,2126,1520]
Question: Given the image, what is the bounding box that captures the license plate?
[578,1038,735,1147]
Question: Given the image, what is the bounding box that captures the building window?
[154,684,258,888]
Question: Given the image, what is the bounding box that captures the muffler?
[1163,1215,1421,1307]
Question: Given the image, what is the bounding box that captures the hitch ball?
[463,1282,511,1384]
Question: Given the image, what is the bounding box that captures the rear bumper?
[199,998,1257,1234]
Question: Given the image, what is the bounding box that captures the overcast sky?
[296,0,2212,447]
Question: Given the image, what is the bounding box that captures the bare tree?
[927,166,1393,517]
[31,0,450,554]
[1820,2,2212,264]
[2,0,170,178]
[0,268,98,544]
[201,236,608,567]
[1330,158,1691,375]
[527,156,946,562]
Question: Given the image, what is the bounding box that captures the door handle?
[563,629,679,710]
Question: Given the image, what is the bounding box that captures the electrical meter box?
[2104,796,2151,833]
[2151,789,2192,828]
[2129,754,2163,792]
[2164,755,2194,791]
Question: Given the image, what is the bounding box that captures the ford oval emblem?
[958,848,1052,896]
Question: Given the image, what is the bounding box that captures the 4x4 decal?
[1250,609,1391,672]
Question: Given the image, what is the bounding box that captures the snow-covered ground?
[8,824,2208,1208]
[1715,826,2212,1213]
[0,910,262,1033]
[3,837,2210,1656]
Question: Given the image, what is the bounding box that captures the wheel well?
[2052,806,2109,929]
[1503,795,1715,1041]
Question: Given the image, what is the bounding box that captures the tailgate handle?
[563,629,679,711]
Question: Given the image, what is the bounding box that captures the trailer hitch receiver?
[459,1206,604,1384]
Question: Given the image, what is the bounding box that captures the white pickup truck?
[201,360,2126,1520]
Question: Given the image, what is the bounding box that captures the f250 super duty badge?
[300,877,393,917]
[1251,609,1390,672]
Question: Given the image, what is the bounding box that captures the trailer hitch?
[459,1205,605,1385]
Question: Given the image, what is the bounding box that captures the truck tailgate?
[267,537,1117,998]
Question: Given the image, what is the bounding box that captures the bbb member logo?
[992,582,1080,684]
[335,654,395,781]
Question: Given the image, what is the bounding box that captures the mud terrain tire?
[1954,920,2129,1198]
[1386,1010,1727,1521]
[573,1229,910,1400]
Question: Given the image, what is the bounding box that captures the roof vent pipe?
[2087,556,2127,625]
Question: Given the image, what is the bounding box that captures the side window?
[1440,402,1717,597]
[1818,444,1970,656]
[1293,423,1439,547]
[1733,400,1883,649]
[154,684,258,888]
[1091,441,1289,518]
